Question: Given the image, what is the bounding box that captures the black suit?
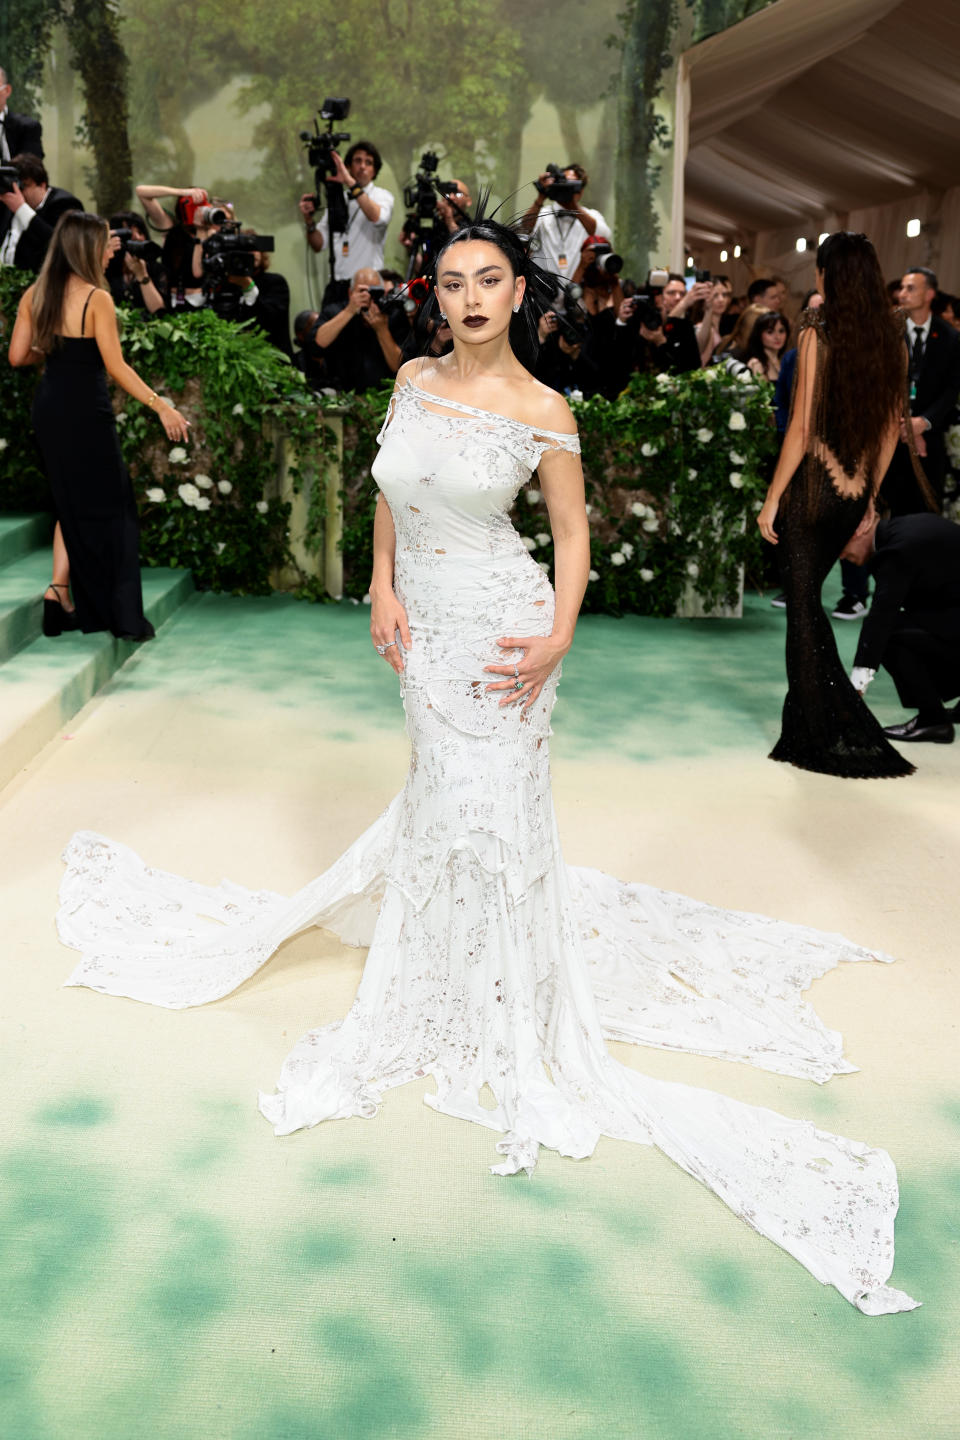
[880,319,960,515]
[0,110,44,160]
[4,186,83,271]
[854,514,960,717]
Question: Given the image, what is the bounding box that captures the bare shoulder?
[17,284,36,310]
[521,378,577,436]
[89,286,117,316]
[394,358,419,388]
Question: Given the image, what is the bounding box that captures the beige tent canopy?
[675,0,960,290]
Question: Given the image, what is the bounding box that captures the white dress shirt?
[0,106,10,162]
[529,201,612,286]
[329,181,394,279]
[0,193,41,267]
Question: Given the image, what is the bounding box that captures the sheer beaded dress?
[57,377,916,1314]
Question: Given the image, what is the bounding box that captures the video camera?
[535,163,583,203]
[300,96,352,237]
[401,151,467,276]
[0,164,19,196]
[550,281,590,347]
[201,223,274,282]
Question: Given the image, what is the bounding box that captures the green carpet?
[1,580,957,1440]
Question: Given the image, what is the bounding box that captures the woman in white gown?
[58,219,917,1315]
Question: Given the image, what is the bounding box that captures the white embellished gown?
[58,379,917,1315]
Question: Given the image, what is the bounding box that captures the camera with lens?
[549,282,589,347]
[403,151,441,222]
[535,163,583,202]
[111,227,163,264]
[582,241,624,287]
[0,164,19,196]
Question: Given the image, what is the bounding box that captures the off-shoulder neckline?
[401,379,579,440]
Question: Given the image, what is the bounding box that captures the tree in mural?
[612,0,778,276]
[0,0,131,213]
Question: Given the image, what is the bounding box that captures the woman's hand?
[485,632,570,708]
[757,495,779,544]
[747,357,764,376]
[158,403,190,443]
[370,586,412,675]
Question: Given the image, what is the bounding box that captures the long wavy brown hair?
[31,211,110,356]
[815,231,905,481]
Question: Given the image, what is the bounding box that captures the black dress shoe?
[883,715,955,744]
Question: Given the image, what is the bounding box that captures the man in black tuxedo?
[879,268,960,516]
[842,510,960,743]
[0,65,43,161]
[0,153,82,271]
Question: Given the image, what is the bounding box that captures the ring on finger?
[513,679,524,692]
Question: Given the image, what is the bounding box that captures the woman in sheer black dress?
[757,232,935,778]
[8,211,190,638]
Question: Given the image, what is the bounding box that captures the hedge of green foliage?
[0,266,326,595]
[2,264,777,614]
[336,370,778,616]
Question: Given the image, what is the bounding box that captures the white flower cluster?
[728,410,747,431]
[178,482,210,511]
[524,488,542,504]
[946,426,960,464]
[0,438,8,452]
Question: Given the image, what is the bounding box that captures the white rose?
[655,373,673,388]
[585,502,594,516]
[641,442,658,457]
[177,482,200,506]
[521,536,537,551]
[611,552,626,567]
[702,368,719,383]
[630,501,645,517]
[215,542,226,555]
[145,488,166,503]
[525,488,541,504]
[256,500,269,515]
[115,412,127,426]
[217,480,233,495]
[729,471,744,488]
[639,568,654,582]
[687,468,698,480]
[168,446,188,464]
[568,389,584,402]
[696,428,713,444]
[620,541,634,559]
[687,561,700,577]
[362,593,372,604]
[194,473,213,489]
[537,561,551,572]
[728,411,747,431]
[731,451,746,465]
[535,532,551,547]
[642,517,659,532]
[588,569,599,582]
[232,403,244,416]
[193,495,211,511]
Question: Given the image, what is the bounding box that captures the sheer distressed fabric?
[58,381,917,1314]
[771,315,914,778]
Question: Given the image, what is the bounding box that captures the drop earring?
[512,302,521,313]
[439,311,446,320]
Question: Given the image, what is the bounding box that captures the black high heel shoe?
[42,584,80,638]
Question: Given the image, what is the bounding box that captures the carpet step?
[0,513,52,568]
[0,566,195,792]
[0,549,54,663]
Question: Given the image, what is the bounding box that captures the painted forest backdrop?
[3,0,774,314]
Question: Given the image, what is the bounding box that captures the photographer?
[299,139,393,279]
[0,63,43,160]
[135,182,228,305]
[227,229,292,356]
[308,266,406,393]
[105,211,166,314]
[522,163,611,292]
[0,153,81,270]
[293,310,330,392]
[599,272,701,392]
[399,177,473,273]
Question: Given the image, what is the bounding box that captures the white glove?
[850,666,876,695]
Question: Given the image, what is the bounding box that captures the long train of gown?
[57,381,917,1315]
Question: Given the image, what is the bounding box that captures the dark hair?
[565,162,588,189]
[815,231,907,484]
[905,266,938,293]
[800,288,821,310]
[747,277,776,303]
[737,310,790,373]
[12,152,47,187]
[293,309,318,343]
[31,211,110,355]
[418,215,556,370]
[932,291,958,317]
[666,272,685,286]
[345,140,382,177]
[380,268,404,287]
[109,210,148,237]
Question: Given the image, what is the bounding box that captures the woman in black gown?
[757,232,934,778]
[8,211,189,638]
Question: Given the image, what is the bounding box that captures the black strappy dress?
[771,316,912,778]
[32,288,154,640]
